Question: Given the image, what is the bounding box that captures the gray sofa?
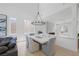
[0,36,17,56]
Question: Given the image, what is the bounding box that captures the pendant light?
[31,3,45,25]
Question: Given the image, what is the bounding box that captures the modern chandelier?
[31,3,46,25]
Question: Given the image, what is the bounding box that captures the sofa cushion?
[8,39,16,49]
[0,37,13,47]
[0,37,5,42]
[6,37,13,40]
[8,43,16,49]
[0,46,8,54]
[1,46,17,56]
[0,39,9,46]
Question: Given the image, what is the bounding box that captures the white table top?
[25,33,56,44]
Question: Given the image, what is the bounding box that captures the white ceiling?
[0,3,38,20]
[45,7,72,23]
[0,3,78,22]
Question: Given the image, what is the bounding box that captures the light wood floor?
[27,45,79,56]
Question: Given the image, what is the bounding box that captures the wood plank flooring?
[27,45,79,56]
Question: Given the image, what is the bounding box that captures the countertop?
[25,32,56,44]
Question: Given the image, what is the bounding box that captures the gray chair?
[42,38,56,56]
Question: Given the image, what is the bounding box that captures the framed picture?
[0,14,7,36]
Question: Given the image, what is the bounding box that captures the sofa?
[0,36,17,56]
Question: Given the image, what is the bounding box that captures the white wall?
[38,3,73,33]
[0,3,38,36]
[39,4,78,51]
[39,3,73,19]
[77,8,79,33]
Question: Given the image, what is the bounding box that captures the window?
[10,17,16,34]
